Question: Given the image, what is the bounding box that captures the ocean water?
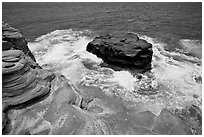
[2,2,202,114]
[3,2,202,42]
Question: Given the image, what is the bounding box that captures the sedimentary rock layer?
[2,23,201,135]
[2,22,36,61]
[2,50,55,110]
[4,83,194,135]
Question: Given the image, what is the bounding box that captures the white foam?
[28,42,44,52]
[29,30,202,111]
[108,71,137,91]
[73,37,103,64]
[140,35,202,108]
[28,29,104,84]
[178,39,202,59]
[29,29,102,65]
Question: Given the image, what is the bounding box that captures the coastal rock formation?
[86,32,153,71]
[2,49,57,133]
[4,83,194,135]
[2,50,55,108]
[2,23,201,135]
[2,22,36,61]
[2,23,55,131]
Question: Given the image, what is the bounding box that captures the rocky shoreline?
[2,22,202,135]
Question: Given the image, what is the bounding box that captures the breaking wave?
[28,29,202,115]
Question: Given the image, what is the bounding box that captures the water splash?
[141,35,202,109]
[28,29,202,115]
[108,71,137,91]
[28,29,102,83]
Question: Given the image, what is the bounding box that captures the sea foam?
[28,29,202,114]
[141,35,202,108]
[178,39,202,59]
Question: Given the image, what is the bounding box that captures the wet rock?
[2,23,199,135]
[86,32,153,72]
[2,22,36,61]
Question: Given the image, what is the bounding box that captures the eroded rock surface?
[2,50,55,108]
[2,23,201,135]
[86,32,153,72]
[2,22,36,61]
[4,83,194,135]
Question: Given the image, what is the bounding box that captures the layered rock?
[2,22,36,61]
[2,50,55,109]
[4,84,194,135]
[2,23,201,135]
[86,32,153,71]
[2,23,55,131]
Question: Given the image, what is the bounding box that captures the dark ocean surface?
[3,2,202,43]
[2,2,202,123]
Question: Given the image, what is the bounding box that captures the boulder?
[86,32,153,71]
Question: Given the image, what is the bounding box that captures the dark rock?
[2,113,6,129]
[195,76,202,83]
[2,22,36,61]
[86,32,153,72]
[2,41,14,51]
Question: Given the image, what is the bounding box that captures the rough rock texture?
[174,105,202,135]
[3,83,194,135]
[2,50,55,108]
[2,23,55,131]
[152,109,192,134]
[2,23,201,135]
[2,22,36,61]
[86,32,153,71]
